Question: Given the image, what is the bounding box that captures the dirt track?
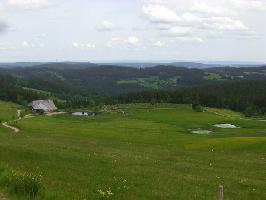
[0,194,8,200]
[45,112,66,116]
[2,122,20,133]
[1,109,22,133]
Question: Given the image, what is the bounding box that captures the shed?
[72,112,95,116]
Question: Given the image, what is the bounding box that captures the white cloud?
[168,26,194,36]
[124,36,140,46]
[163,26,204,43]
[0,40,44,50]
[146,0,165,4]
[154,40,164,47]
[192,2,236,16]
[97,20,116,31]
[177,37,204,43]
[107,36,141,48]
[142,4,181,23]
[7,0,50,10]
[0,0,264,61]
[106,38,121,48]
[205,16,248,31]
[72,42,96,49]
[231,0,266,11]
[142,1,251,42]
[22,40,29,47]
[180,13,248,32]
[22,40,44,48]
[181,13,203,24]
[0,43,17,50]
[35,33,47,40]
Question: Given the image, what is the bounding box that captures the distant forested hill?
[1,63,266,97]
[0,63,266,115]
[110,80,266,116]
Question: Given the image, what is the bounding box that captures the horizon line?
[0,60,265,64]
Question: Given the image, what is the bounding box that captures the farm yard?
[0,101,265,199]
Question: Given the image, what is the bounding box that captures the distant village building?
[28,100,57,113]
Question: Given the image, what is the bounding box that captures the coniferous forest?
[0,63,266,116]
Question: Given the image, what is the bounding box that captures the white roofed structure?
[28,100,57,113]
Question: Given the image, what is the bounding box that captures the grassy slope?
[22,87,66,103]
[0,103,265,199]
[117,76,181,89]
[0,101,21,122]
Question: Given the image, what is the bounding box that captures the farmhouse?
[28,100,57,113]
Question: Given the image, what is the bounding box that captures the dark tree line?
[0,74,47,105]
[0,73,102,109]
[1,70,266,116]
[106,80,266,116]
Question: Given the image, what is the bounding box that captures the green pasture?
[117,76,179,89]
[203,73,223,80]
[0,102,265,199]
[0,101,21,122]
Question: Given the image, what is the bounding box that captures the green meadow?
[117,76,181,89]
[203,72,223,80]
[0,101,265,199]
[0,101,21,122]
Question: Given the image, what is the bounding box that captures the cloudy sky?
[0,0,265,62]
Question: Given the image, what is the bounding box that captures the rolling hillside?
[0,103,265,199]
[1,63,266,96]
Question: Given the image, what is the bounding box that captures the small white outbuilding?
[72,112,95,116]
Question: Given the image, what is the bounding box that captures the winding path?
[1,122,20,133]
[1,109,22,133]
[1,109,65,133]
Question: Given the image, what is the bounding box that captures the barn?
[28,100,57,113]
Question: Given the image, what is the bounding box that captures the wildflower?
[239,178,248,183]
[106,189,113,196]
[97,189,106,196]
[97,188,113,198]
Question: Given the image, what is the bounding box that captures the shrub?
[150,98,157,105]
[7,169,42,197]
[192,103,203,112]
[20,110,26,118]
[244,105,260,117]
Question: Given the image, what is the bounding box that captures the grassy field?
[22,87,66,104]
[203,72,223,80]
[0,102,265,199]
[0,101,22,122]
[117,76,181,89]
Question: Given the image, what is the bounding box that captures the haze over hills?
[0,61,265,69]
[0,62,45,68]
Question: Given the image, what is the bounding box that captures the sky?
[0,0,265,62]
